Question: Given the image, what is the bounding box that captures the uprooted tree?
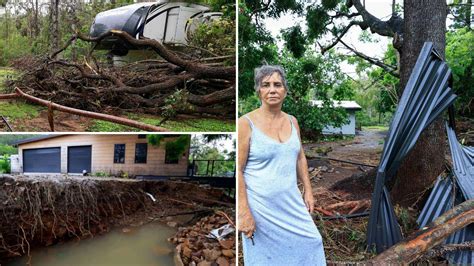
[1,29,235,131]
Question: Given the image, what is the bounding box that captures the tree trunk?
[50,0,60,55]
[391,0,447,207]
[34,0,39,37]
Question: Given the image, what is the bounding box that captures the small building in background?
[310,100,362,135]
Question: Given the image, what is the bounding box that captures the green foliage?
[306,6,330,39]
[0,144,16,155]
[164,135,191,163]
[161,90,194,119]
[190,135,235,176]
[188,17,235,57]
[449,0,473,29]
[348,43,399,127]
[282,25,306,58]
[239,0,355,137]
[238,94,260,115]
[148,135,190,163]
[147,135,165,146]
[238,1,279,98]
[0,155,10,174]
[446,28,474,117]
[94,171,110,177]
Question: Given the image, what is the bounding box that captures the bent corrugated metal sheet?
[417,125,474,264]
[366,42,457,252]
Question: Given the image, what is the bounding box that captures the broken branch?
[371,200,474,264]
[2,88,168,132]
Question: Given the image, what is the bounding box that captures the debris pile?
[170,210,236,266]
[1,30,235,131]
[311,186,370,218]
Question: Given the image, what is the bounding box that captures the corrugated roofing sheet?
[447,125,474,199]
[367,42,457,253]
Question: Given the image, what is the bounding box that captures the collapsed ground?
[0,175,236,265]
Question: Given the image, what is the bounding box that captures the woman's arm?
[237,117,256,237]
[292,116,314,213]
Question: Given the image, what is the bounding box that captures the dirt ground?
[305,128,384,189]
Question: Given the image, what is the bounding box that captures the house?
[310,100,362,135]
[11,135,189,176]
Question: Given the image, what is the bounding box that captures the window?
[165,145,179,164]
[114,144,125,164]
[138,134,146,139]
[135,143,147,164]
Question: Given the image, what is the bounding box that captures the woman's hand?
[238,209,256,238]
[304,190,315,213]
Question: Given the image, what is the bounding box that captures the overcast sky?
[263,0,456,77]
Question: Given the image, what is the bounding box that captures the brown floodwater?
[6,222,176,266]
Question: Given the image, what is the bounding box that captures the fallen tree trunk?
[370,199,474,264]
[0,87,168,132]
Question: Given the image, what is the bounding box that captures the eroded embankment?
[0,175,233,262]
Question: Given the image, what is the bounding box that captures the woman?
[238,65,326,265]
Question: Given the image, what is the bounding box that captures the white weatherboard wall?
[311,100,362,135]
[10,155,20,174]
[322,110,357,135]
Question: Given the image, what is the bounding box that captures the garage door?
[23,147,61,173]
[68,146,92,174]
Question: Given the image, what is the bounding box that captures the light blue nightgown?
[242,114,326,266]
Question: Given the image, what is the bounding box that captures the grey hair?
[254,65,288,93]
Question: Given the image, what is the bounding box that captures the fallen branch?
[370,199,474,264]
[0,88,168,132]
[314,207,334,216]
[423,241,474,259]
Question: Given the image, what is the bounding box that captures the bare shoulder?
[288,114,300,128]
[288,114,301,136]
[238,113,254,139]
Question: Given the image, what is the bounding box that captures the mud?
[0,175,234,262]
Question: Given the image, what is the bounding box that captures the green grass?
[0,68,19,93]
[0,101,43,120]
[362,125,389,131]
[87,113,235,132]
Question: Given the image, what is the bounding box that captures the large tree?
[240,0,463,206]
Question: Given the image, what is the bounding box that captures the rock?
[216,257,229,266]
[183,246,192,258]
[218,239,234,249]
[203,248,221,261]
[121,227,132,233]
[165,216,173,221]
[320,166,328,172]
[221,249,234,258]
[327,168,334,173]
[308,167,314,172]
[167,221,178,228]
[197,260,212,266]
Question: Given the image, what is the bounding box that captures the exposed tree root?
[0,175,233,261]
